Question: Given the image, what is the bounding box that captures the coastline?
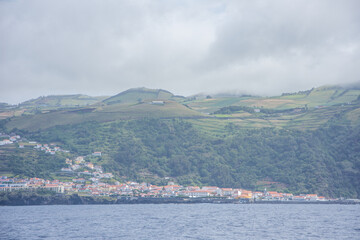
[1,193,359,206]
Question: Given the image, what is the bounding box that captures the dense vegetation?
[0,146,67,179]
[24,117,360,198]
[0,191,118,205]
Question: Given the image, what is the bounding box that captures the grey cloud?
[200,0,360,65]
[193,0,360,95]
[0,0,359,104]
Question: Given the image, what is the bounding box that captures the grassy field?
[185,97,252,113]
[0,95,108,121]
[103,88,176,104]
[5,101,204,131]
[3,85,359,132]
[187,117,276,135]
[239,97,306,109]
[186,86,360,113]
[6,100,359,133]
[345,107,360,126]
[0,109,25,120]
[20,94,107,109]
[186,102,360,134]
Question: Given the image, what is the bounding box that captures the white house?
[150,101,165,105]
[221,188,233,196]
[0,139,12,145]
[92,152,102,157]
[306,194,318,201]
[184,190,211,198]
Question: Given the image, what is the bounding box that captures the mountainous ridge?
[1,85,360,131]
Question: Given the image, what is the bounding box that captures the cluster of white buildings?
[0,177,65,193]
[34,143,69,154]
[0,175,333,202]
[60,155,113,181]
[0,132,70,155]
[0,133,21,146]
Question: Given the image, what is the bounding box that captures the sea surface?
[1,204,359,240]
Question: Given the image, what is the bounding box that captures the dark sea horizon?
[1,204,359,240]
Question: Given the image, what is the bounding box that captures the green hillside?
[4,100,203,131]
[4,86,359,131]
[103,87,183,105]
[1,85,360,198]
[20,94,107,109]
[180,86,360,132]
[0,144,66,179]
[185,86,360,113]
[20,117,359,198]
[202,102,360,132]
[0,94,108,120]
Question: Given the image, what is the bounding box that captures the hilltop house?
[150,101,164,105]
[92,152,102,157]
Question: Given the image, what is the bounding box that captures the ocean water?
[0,204,359,240]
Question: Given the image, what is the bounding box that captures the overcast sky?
[1,0,359,104]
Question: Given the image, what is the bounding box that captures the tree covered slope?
[25,117,360,198]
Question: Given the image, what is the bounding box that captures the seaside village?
[1,132,332,202]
